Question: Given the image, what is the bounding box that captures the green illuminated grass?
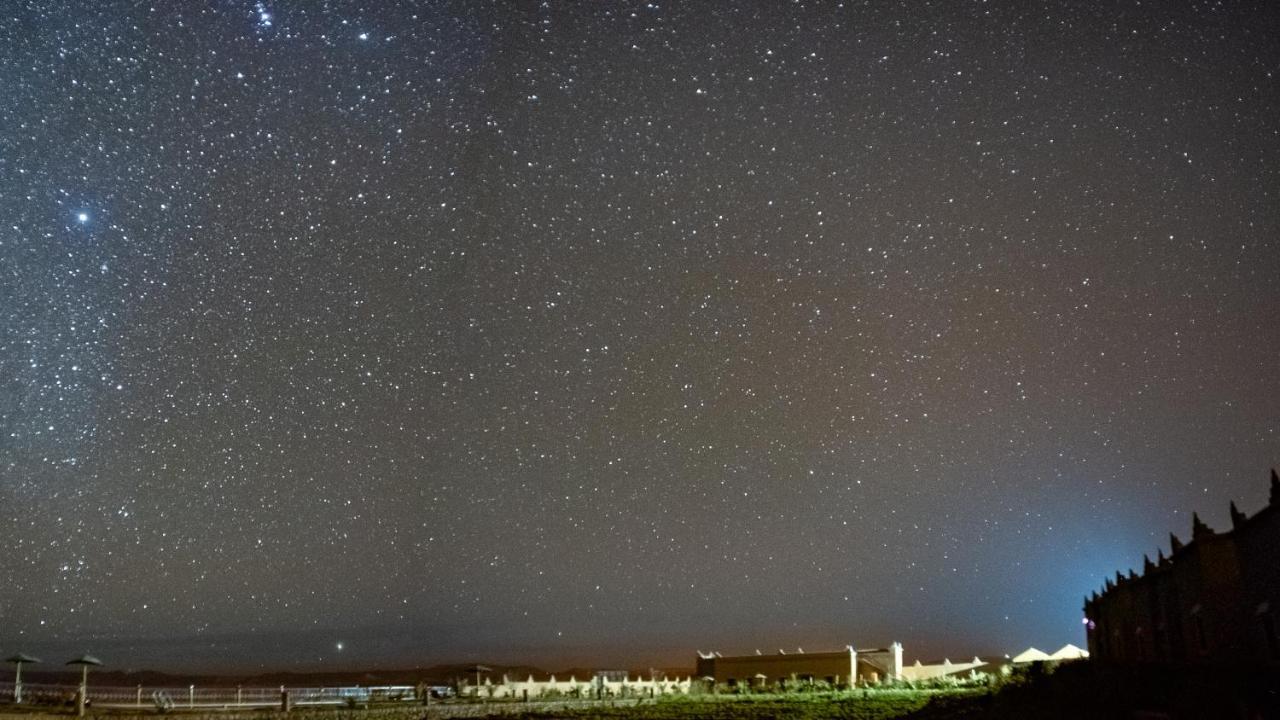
[454,688,985,720]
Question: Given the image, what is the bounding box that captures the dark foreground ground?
[3,663,1278,720]
[901,662,1280,720]
[448,663,1278,720]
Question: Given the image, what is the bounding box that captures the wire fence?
[1,683,420,710]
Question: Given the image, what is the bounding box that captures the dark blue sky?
[2,1,1278,673]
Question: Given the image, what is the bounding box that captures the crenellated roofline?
[1083,468,1278,610]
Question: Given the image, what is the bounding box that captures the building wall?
[461,675,691,699]
[1236,496,1280,661]
[696,649,856,687]
[1085,471,1280,665]
[856,644,903,682]
[900,658,986,681]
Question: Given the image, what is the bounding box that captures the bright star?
[77,212,89,223]
[335,641,344,651]
[358,32,368,40]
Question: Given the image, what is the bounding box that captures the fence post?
[237,686,243,706]
[280,686,291,713]
[189,684,195,708]
[137,685,143,708]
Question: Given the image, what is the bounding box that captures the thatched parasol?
[466,664,492,696]
[5,654,41,704]
[65,655,102,717]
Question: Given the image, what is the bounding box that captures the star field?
[2,1,1279,671]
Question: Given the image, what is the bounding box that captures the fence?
[0,683,419,710]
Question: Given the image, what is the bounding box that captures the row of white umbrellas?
[6,653,102,704]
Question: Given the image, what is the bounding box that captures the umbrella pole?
[13,662,21,704]
[77,665,88,717]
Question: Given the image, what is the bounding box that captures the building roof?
[1010,647,1053,663]
[1048,644,1088,660]
[701,647,855,662]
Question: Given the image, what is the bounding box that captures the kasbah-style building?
[690,644,1085,690]
[1084,469,1280,664]
[461,646,1012,698]
[696,644,906,688]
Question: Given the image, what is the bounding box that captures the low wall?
[461,675,691,699]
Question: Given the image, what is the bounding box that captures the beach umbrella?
[66,655,102,717]
[6,653,41,704]
[469,665,492,694]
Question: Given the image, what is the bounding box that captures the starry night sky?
[2,1,1279,673]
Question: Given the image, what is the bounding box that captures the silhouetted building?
[1084,469,1280,664]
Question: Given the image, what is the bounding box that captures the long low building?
[460,673,692,699]
[695,644,903,687]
